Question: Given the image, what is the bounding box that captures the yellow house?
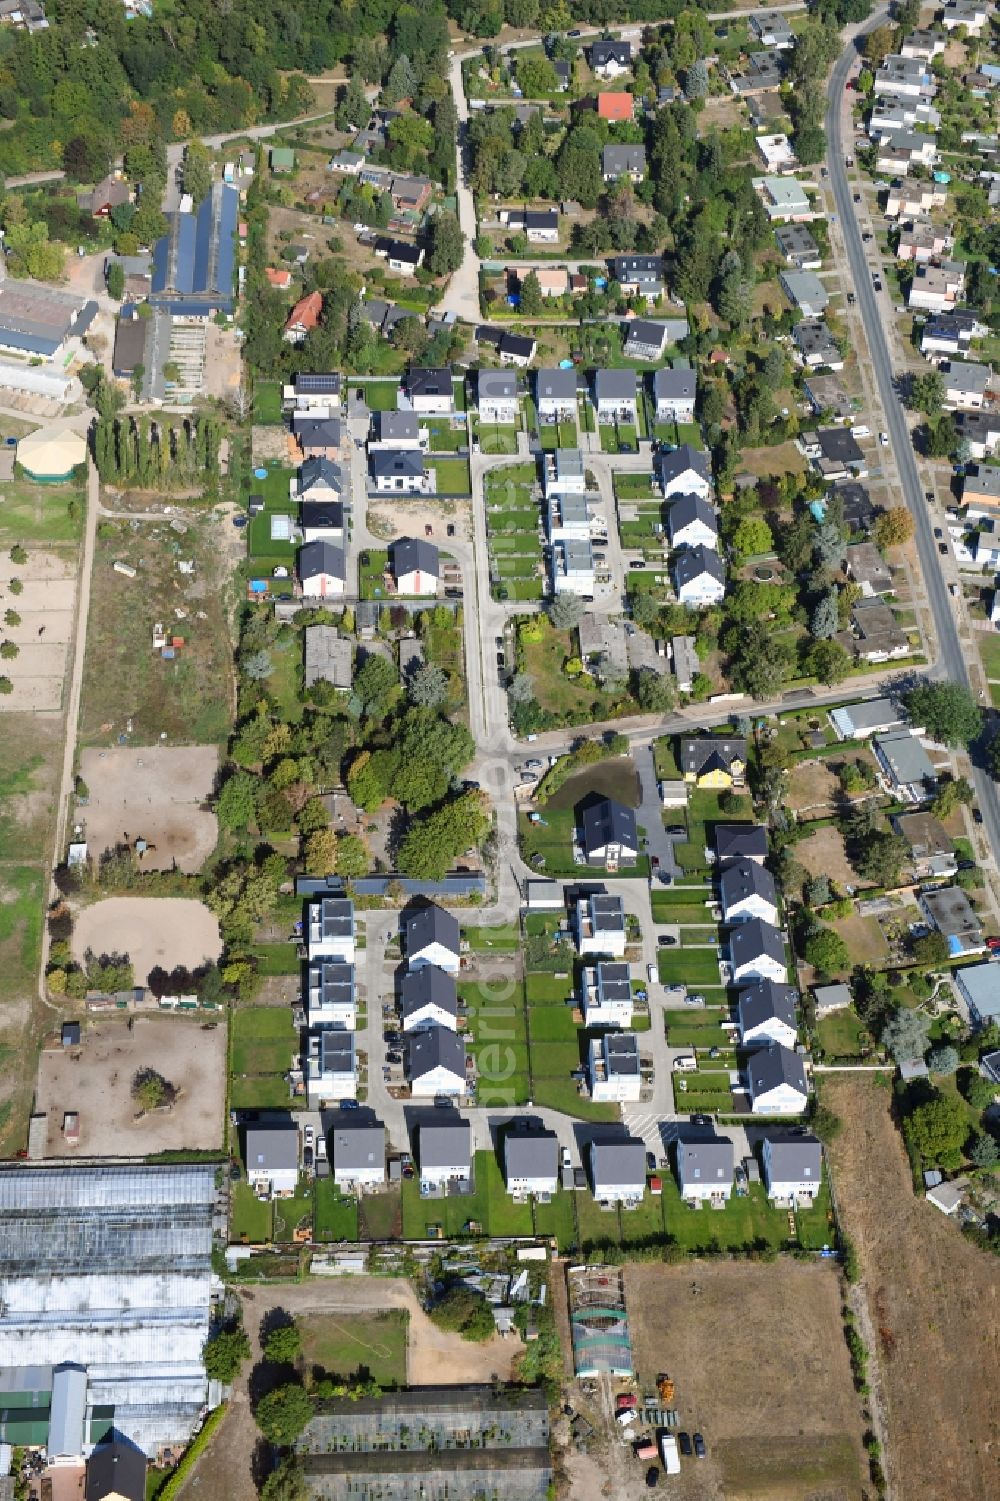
[679,737,748,789]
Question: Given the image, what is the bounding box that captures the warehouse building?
[0,282,97,361]
[150,183,239,317]
[0,1162,217,1459]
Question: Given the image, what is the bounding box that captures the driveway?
[633,742,678,880]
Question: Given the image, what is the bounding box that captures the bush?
[203,1327,250,1382]
[131,1068,176,1112]
[255,1384,313,1444]
[428,1283,496,1342]
[264,1323,302,1365]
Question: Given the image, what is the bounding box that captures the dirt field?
[72,896,222,984]
[34,1013,226,1156]
[795,824,857,888]
[623,1261,867,1501]
[79,745,219,872]
[0,550,75,713]
[823,1076,1000,1501]
[787,760,840,816]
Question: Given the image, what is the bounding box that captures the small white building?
[405,903,461,973]
[575,892,627,957]
[756,133,796,173]
[588,1031,641,1103]
[747,1044,808,1115]
[580,961,633,1029]
[504,1128,559,1196]
[407,1026,467,1097]
[761,1134,822,1203]
[653,367,696,423]
[245,1121,299,1196]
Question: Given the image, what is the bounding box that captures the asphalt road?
[825,17,1000,864]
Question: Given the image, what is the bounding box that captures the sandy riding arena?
[72,896,222,986]
[78,745,219,872]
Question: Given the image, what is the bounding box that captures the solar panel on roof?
[297,373,341,394]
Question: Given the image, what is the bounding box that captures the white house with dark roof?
[405,903,461,973]
[609,253,663,296]
[654,367,696,422]
[676,1136,734,1203]
[369,411,425,450]
[593,369,637,422]
[400,965,458,1032]
[306,1028,356,1105]
[730,919,786,985]
[405,367,454,413]
[299,540,347,599]
[720,862,779,927]
[762,1134,822,1202]
[332,1119,385,1190]
[296,455,344,504]
[589,1137,646,1203]
[536,367,577,421]
[589,1031,641,1102]
[737,980,798,1051]
[591,38,631,77]
[245,1121,299,1196]
[391,536,439,596]
[307,897,356,963]
[668,494,718,551]
[552,539,595,597]
[747,1044,808,1115]
[581,797,638,869]
[477,368,519,424]
[602,144,646,182]
[622,319,669,362]
[370,449,431,494]
[306,959,357,1030]
[674,544,725,607]
[580,961,633,1029]
[504,1128,559,1196]
[301,499,345,546]
[657,443,712,500]
[941,361,992,411]
[716,825,768,864]
[547,493,592,544]
[575,891,626,957]
[418,1118,471,1190]
[407,1027,466,1097]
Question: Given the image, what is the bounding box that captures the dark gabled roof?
[748,1043,808,1099]
[659,442,711,485]
[407,366,453,398]
[420,1119,471,1170]
[680,736,748,775]
[407,1026,466,1080]
[385,239,422,265]
[677,1136,734,1185]
[623,317,666,352]
[716,824,769,861]
[301,500,345,532]
[504,1129,559,1179]
[737,979,798,1034]
[299,539,346,581]
[500,331,536,359]
[294,415,341,448]
[406,902,461,957]
[591,39,632,65]
[371,449,425,479]
[668,493,717,539]
[525,209,558,229]
[536,367,578,400]
[86,1439,146,1501]
[764,1133,822,1182]
[475,325,505,349]
[816,427,864,464]
[609,254,663,280]
[720,861,778,912]
[581,797,638,857]
[730,918,786,970]
[674,544,725,589]
[399,964,458,1021]
[373,411,419,442]
[589,1137,646,1188]
[392,535,439,579]
[654,367,696,400]
[300,455,343,492]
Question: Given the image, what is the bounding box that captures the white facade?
[307,899,356,963]
[410,1061,465,1097]
[579,964,633,1029]
[669,507,718,551]
[396,565,438,596]
[762,1137,822,1202]
[301,566,346,598]
[675,556,725,607]
[402,999,456,1033]
[575,894,627,957]
[408,941,459,974]
[588,1033,641,1103]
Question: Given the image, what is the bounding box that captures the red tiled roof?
[285,290,322,333]
[266,267,292,288]
[597,92,634,121]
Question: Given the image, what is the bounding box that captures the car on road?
[496,651,505,666]
[678,1433,692,1457]
[950,582,960,597]
[853,192,861,203]
[647,963,657,985]
[879,432,888,446]
[846,291,856,306]
[973,809,983,824]
[693,1435,707,1460]
[447,523,455,537]
[938,541,948,555]
[925,490,935,502]
[568,27,581,35]
[629,559,644,569]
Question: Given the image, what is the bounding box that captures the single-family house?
[891,811,957,879]
[330,149,364,175]
[297,454,344,504]
[300,500,345,546]
[536,368,578,421]
[477,369,519,424]
[730,919,787,985]
[609,254,664,297]
[306,1028,356,1105]
[419,1119,472,1190]
[896,221,953,265]
[581,797,638,869]
[762,1135,822,1203]
[901,29,946,60]
[530,266,570,299]
[406,367,454,414]
[845,542,893,596]
[82,174,131,219]
[406,903,461,973]
[835,479,877,533]
[597,92,634,122]
[850,598,909,662]
[908,261,966,314]
[676,1136,734,1203]
[589,1029,642,1102]
[306,959,357,1029]
[680,736,747,788]
[400,965,458,1033]
[593,368,637,422]
[370,449,431,494]
[829,697,906,740]
[750,9,794,47]
[522,209,559,244]
[307,897,356,962]
[919,886,986,957]
[547,492,592,544]
[954,961,1000,1028]
[747,1043,808,1115]
[959,411,1000,462]
[407,1027,467,1098]
[332,1120,386,1190]
[654,367,697,422]
[266,267,293,291]
[775,223,822,270]
[591,39,632,78]
[668,494,718,551]
[283,291,322,345]
[304,626,352,692]
[962,464,1000,516]
[674,544,726,607]
[869,99,941,138]
[544,445,587,495]
[551,539,595,598]
[877,129,938,175]
[657,443,712,500]
[245,1121,300,1196]
[602,144,646,183]
[370,411,424,451]
[793,319,844,370]
[86,1439,146,1501]
[716,825,768,864]
[873,730,938,801]
[298,539,347,599]
[504,1128,560,1196]
[752,175,811,221]
[940,0,988,34]
[800,426,868,480]
[269,146,295,173]
[292,414,342,462]
[720,862,779,927]
[874,54,934,100]
[385,240,424,275]
[622,319,668,362]
[391,536,439,596]
[779,270,829,318]
[737,980,798,1051]
[941,361,992,411]
[813,982,853,1017]
[580,961,633,1029]
[589,1138,646,1203]
[885,180,948,219]
[756,133,797,173]
[498,331,537,368]
[575,891,627,957]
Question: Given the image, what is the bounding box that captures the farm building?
[16,425,87,482]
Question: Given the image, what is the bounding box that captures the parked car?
[658,934,676,947]
[646,1151,657,1174]
[685,993,705,1007]
[879,432,888,446]
[938,542,948,555]
[645,1469,659,1490]
[650,855,660,872]
[693,1434,707,1459]
[934,527,943,539]
[678,1432,692,1457]
[447,523,455,537]
[647,963,657,984]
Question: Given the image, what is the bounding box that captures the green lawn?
[532,1190,578,1251]
[651,904,715,926]
[248,943,300,977]
[425,419,469,452]
[460,981,530,1105]
[231,1007,299,1076]
[524,972,573,1004]
[273,1183,313,1241]
[530,1074,618,1121]
[350,380,400,411]
[432,457,471,495]
[661,1176,835,1252]
[463,923,520,951]
[358,548,390,600]
[246,464,297,565]
[979,633,1000,680]
[302,1308,407,1386]
[253,381,283,424]
[518,808,649,879]
[815,1008,869,1059]
[475,423,519,455]
[658,948,721,985]
[230,1183,273,1243]
[313,1179,360,1241]
[0,479,85,547]
[400,1150,533,1238]
[527,1004,578,1041]
[615,472,659,500]
[230,1076,293,1110]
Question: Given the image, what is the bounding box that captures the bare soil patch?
[624,1261,867,1501]
[795,824,857,888]
[34,1013,226,1156]
[79,744,219,872]
[787,760,840,815]
[72,895,222,985]
[823,1076,1000,1501]
[830,912,889,966]
[0,551,75,713]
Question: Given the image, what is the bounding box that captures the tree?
[255,1384,313,1445]
[3,610,19,627]
[408,662,449,708]
[131,1068,175,1111]
[9,544,26,565]
[203,1327,251,1383]
[518,269,543,317]
[398,789,491,879]
[927,1044,959,1075]
[547,593,583,630]
[217,773,257,831]
[931,775,974,820]
[0,678,11,696]
[810,591,839,641]
[684,58,709,101]
[854,829,908,886]
[863,24,894,60]
[183,142,212,205]
[729,515,773,565]
[905,682,982,748]
[354,654,399,719]
[337,77,369,132]
[912,369,946,415]
[881,1006,931,1062]
[335,834,369,878]
[793,123,827,166]
[427,211,464,276]
[243,649,273,681]
[969,1133,999,1167]
[261,1460,308,1501]
[925,413,957,458]
[911,930,949,966]
[804,927,849,975]
[0,640,17,660]
[304,828,337,874]
[429,1283,497,1341]
[106,261,125,300]
[807,639,852,686]
[264,1323,302,1365]
[633,667,673,713]
[507,672,535,704]
[517,56,557,96]
[383,54,417,106]
[903,1093,970,1167]
[873,507,913,549]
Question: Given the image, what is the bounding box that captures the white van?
[672,1054,697,1073]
